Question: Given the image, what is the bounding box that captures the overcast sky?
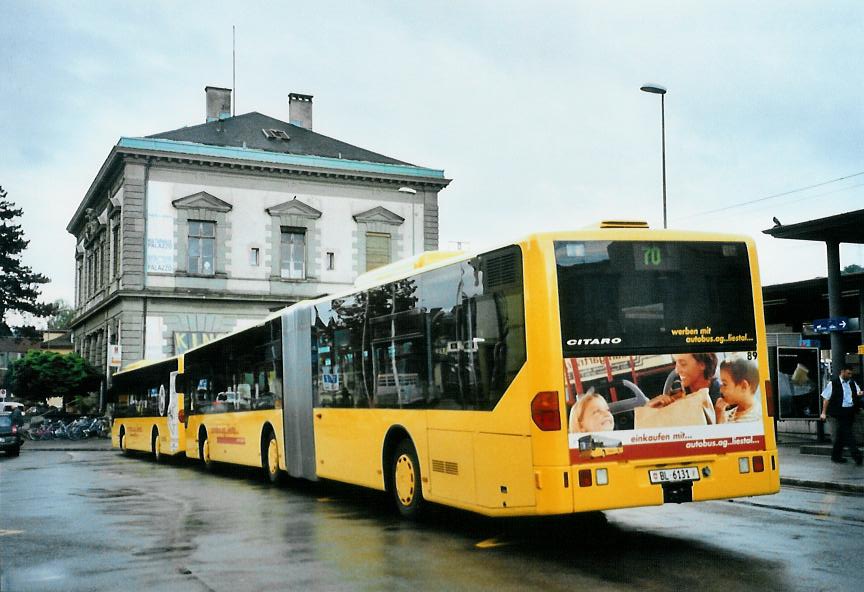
[2,1,862,310]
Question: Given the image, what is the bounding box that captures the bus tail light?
[752,455,765,473]
[578,469,593,487]
[178,409,186,423]
[11,425,17,434]
[531,392,561,431]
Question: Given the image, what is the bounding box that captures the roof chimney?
[205,86,232,122]
[289,93,313,130]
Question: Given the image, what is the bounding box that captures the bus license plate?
[649,467,700,484]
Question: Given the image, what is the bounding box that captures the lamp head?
[640,84,667,95]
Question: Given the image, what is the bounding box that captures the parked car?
[0,413,24,456]
[0,401,25,414]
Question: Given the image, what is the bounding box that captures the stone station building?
[67,87,450,379]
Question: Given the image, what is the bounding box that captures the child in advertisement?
[716,357,761,423]
[569,391,615,433]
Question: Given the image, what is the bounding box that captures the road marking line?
[475,536,509,549]
[817,493,836,519]
[0,530,24,536]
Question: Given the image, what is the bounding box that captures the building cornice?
[68,138,450,234]
[118,137,448,181]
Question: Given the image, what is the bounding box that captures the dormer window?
[262,128,290,141]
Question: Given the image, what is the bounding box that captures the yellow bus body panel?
[185,409,284,469]
[111,416,186,457]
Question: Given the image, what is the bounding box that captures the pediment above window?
[353,206,404,225]
[172,191,232,212]
[266,197,322,219]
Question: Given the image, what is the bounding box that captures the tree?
[842,264,863,275]
[47,299,75,329]
[5,350,102,407]
[0,186,57,331]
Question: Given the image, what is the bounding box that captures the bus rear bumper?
[567,449,781,512]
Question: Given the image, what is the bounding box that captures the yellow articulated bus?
[112,223,780,518]
[182,319,286,483]
[110,356,185,462]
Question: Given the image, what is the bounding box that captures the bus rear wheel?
[262,430,280,484]
[152,430,162,463]
[199,431,213,471]
[390,439,424,519]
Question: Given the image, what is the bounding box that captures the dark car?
[0,413,24,456]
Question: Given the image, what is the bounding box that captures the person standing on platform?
[820,365,862,465]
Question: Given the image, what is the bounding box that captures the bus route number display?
[634,243,679,271]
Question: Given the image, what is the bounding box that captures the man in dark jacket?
[10,405,24,428]
[820,365,862,465]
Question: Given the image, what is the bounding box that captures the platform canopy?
[763,208,864,243]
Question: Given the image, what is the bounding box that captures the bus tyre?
[152,430,162,463]
[391,439,424,519]
[262,430,280,484]
[8,446,20,457]
[199,431,213,471]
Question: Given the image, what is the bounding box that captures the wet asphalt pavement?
[1,447,862,592]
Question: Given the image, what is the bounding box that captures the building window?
[326,251,335,271]
[76,259,83,305]
[280,228,306,279]
[112,225,120,277]
[249,247,260,266]
[188,220,216,275]
[366,232,391,271]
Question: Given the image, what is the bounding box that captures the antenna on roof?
[232,25,236,117]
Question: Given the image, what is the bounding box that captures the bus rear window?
[555,241,756,355]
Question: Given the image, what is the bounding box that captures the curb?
[780,476,864,495]
[799,445,834,456]
[23,447,112,452]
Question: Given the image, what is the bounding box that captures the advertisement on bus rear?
[554,239,764,463]
[564,351,765,463]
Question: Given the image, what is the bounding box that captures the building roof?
[68,111,449,233]
[148,112,412,166]
[762,209,864,243]
[41,332,73,350]
[0,338,39,354]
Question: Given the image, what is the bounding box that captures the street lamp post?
[640,83,667,229]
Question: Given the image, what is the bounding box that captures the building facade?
[68,88,450,377]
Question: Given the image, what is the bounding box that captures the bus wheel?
[152,430,162,463]
[391,439,424,519]
[262,430,280,484]
[199,431,213,471]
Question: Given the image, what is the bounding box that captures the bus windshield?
[555,240,756,355]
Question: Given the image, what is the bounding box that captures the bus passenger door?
[168,371,180,453]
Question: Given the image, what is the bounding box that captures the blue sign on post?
[812,317,850,333]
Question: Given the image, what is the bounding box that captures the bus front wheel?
[262,429,280,484]
[390,439,425,519]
